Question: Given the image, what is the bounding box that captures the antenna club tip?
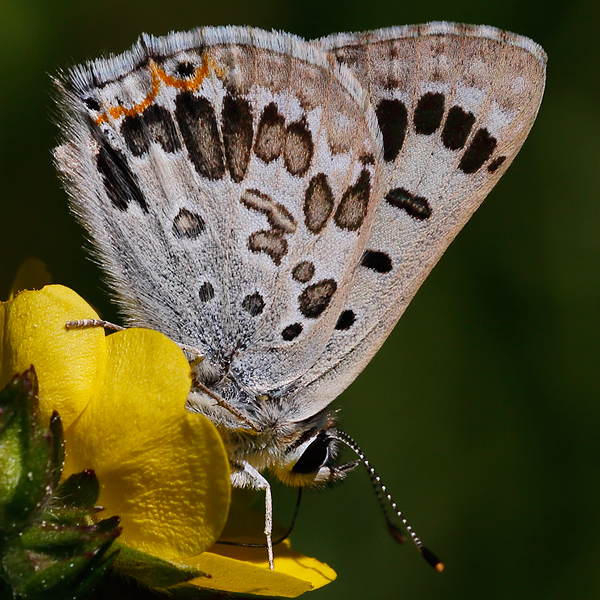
[419,546,444,572]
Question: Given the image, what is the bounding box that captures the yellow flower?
[0,283,230,560]
[0,261,336,597]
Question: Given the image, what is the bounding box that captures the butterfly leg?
[65,320,206,359]
[233,461,274,570]
[65,318,124,331]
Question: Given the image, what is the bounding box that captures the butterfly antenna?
[367,469,407,544]
[216,487,303,548]
[330,430,444,572]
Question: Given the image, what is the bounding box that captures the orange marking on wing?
[94,53,219,125]
[155,54,216,90]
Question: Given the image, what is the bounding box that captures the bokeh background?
[1,1,598,598]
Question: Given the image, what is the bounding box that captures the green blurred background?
[1,0,598,598]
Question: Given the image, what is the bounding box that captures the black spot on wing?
[254,102,285,163]
[83,97,101,111]
[96,139,147,212]
[385,188,431,220]
[143,104,181,154]
[335,310,355,331]
[459,128,497,174]
[361,250,392,273]
[304,173,334,234]
[333,169,371,231]
[414,92,445,135]
[172,208,205,239]
[121,114,149,157]
[176,62,196,78]
[442,106,475,150]
[198,281,215,302]
[487,155,507,173]
[242,292,265,317]
[376,99,408,162]
[292,261,315,283]
[282,323,303,341]
[298,279,337,319]
[284,119,313,176]
[222,95,253,183]
[175,91,225,180]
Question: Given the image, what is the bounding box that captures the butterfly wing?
[55,24,546,428]
[54,27,384,396]
[285,23,546,419]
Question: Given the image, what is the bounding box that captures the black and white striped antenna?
[330,429,444,572]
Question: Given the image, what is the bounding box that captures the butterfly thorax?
[185,361,350,488]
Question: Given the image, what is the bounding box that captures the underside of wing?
[285,23,546,419]
[54,27,384,397]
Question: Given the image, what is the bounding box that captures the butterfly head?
[272,415,359,487]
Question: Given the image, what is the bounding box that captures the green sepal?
[42,505,103,528]
[0,368,60,533]
[5,539,119,600]
[18,517,120,551]
[39,471,103,529]
[47,412,64,492]
[55,470,100,509]
[164,584,257,600]
[0,369,122,599]
[87,572,257,600]
[112,541,207,589]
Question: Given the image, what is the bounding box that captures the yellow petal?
[0,285,107,429]
[9,257,52,299]
[180,489,336,596]
[183,543,336,597]
[68,328,231,560]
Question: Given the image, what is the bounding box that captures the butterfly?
[54,22,546,569]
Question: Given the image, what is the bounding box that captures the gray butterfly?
[54,22,546,569]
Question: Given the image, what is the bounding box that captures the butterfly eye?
[292,435,330,474]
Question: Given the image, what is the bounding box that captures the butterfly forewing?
[285,24,546,418]
[55,28,384,393]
